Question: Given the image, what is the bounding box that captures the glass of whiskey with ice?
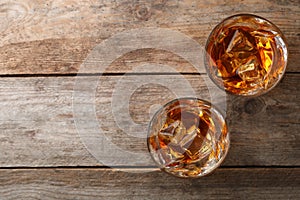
[147,98,229,178]
[205,14,288,96]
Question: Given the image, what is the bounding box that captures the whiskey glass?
[147,98,229,178]
[205,14,288,96]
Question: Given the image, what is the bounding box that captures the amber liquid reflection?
[148,99,229,178]
[206,15,287,96]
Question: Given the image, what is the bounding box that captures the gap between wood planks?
[0,71,298,78]
[0,166,299,170]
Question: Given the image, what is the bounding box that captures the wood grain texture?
[0,74,298,167]
[0,1,299,198]
[0,168,298,199]
[0,0,299,74]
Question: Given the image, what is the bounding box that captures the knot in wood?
[244,98,265,115]
[134,5,152,21]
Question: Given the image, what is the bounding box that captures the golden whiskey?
[147,98,229,178]
[205,14,288,96]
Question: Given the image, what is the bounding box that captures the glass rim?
[146,97,230,178]
[204,13,288,97]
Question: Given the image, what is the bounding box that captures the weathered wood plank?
[0,74,298,167]
[0,0,299,74]
[0,168,298,199]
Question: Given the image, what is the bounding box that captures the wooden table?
[0,0,299,199]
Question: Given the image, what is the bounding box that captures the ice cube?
[184,133,213,162]
[170,121,186,144]
[178,125,198,149]
[226,29,243,53]
[169,144,185,160]
[160,120,180,137]
[226,29,255,53]
[237,55,264,82]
